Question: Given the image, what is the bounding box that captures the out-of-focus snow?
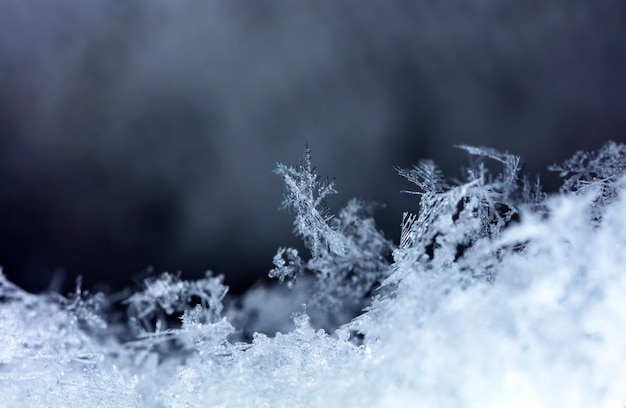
[1,146,625,407]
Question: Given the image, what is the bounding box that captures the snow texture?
[1,142,626,407]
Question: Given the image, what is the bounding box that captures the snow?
[1,143,625,407]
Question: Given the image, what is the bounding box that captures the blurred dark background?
[0,1,624,294]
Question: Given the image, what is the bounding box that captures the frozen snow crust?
[1,143,625,407]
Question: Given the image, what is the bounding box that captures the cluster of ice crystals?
[272,147,393,328]
[1,142,625,407]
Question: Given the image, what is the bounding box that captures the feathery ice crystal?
[1,142,626,407]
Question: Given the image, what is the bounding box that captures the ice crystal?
[271,149,393,327]
[126,271,227,332]
[393,145,525,281]
[1,142,626,407]
[549,141,626,218]
[273,146,346,258]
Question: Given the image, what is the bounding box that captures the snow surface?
[1,144,625,407]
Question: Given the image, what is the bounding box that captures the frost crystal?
[1,142,626,407]
[271,148,393,326]
[273,146,346,258]
[394,145,524,277]
[549,141,626,215]
[126,271,227,332]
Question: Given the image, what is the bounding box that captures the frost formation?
[1,142,626,407]
[271,146,393,325]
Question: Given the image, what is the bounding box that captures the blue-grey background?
[1,1,624,293]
